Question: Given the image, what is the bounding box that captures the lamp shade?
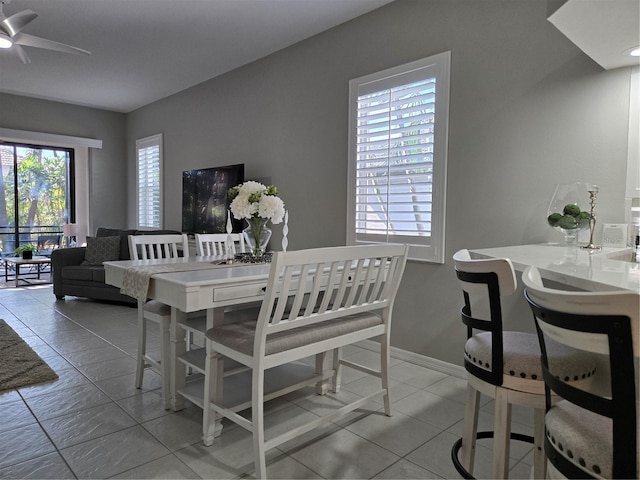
[62,223,78,236]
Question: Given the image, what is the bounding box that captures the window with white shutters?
[136,134,163,229]
[347,52,450,263]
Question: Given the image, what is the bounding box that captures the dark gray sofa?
[51,227,181,303]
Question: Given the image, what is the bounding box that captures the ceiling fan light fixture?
[629,46,640,57]
[0,33,13,49]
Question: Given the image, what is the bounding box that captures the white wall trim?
[0,128,103,149]
[0,129,94,239]
[357,339,466,379]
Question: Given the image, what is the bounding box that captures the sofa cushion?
[97,228,137,260]
[82,236,121,265]
[62,265,105,282]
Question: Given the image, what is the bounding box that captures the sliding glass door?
[0,143,75,256]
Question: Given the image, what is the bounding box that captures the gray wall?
[0,93,128,232]
[126,0,631,365]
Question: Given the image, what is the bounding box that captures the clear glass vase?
[547,182,590,246]
[243,217,272,257]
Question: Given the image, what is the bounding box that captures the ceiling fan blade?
[14,32,90,56]
[0,9,38,37]
[11,43,30,64]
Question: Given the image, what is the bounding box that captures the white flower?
[228,181,285,222]
[230,196,255,219]
[239,181,266,196]
[258,195,285,224]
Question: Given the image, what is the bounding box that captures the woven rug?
[0,319,58,391]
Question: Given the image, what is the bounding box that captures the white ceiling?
[548,0,639,71]
[0,0,393,113]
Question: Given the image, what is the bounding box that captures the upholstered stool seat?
[465,331,596,393]
[546,401,612,478]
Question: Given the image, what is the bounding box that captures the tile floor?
[0,285,536,479]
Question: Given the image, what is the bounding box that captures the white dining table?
[104,256,272,412]
[469,243,639,293]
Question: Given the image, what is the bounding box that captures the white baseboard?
[356,340,466,379]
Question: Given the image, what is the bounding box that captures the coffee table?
[4,255,52,287]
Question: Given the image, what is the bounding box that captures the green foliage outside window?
[0,148,68,228]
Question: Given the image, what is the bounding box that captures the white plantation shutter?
[347,52,450,263]
[136,134,163,229]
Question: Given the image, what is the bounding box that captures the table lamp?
[62,223,78,247]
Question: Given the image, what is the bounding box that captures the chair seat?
[546,400,614,478]
[207,312,382,356]
[465,331,596,384]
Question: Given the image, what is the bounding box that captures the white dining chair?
[523,266,639,479]
[451,249,596,479]
[195,232,245,256]
[129,233,189,409]
[203,244,409,478]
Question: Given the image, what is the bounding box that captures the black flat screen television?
[182,163,244,234]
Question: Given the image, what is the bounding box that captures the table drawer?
[213,282,267,302]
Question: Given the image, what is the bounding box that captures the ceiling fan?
[0,0,90,64]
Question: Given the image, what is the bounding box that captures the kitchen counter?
[470,244,639,293]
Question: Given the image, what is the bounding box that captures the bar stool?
[523,266,639,479]
[451,249,595,479]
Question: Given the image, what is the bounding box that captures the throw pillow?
[82,236,121,265]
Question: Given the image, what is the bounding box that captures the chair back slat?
[344,258,365,308]
[318,261,340,313]
[128,234,189,260]
[302,264,324,317]
[331,261,351,310]
[270,265,294,325]
[368,257,388,302]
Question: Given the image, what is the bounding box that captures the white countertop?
[470,244,639,293]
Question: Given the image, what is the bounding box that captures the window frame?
[135,133,163,230]
[347,51,451,263]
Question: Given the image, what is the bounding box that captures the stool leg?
[492,388,512,479]
[460,383,481,474]
[532,407,546,479]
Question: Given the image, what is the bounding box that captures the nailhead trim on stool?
[464,331,596,383]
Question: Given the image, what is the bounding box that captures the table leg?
[170,307,187,411]
[15,264,19,287]
[203,307,225,444]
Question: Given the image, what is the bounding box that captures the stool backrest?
[523,266,638,479]
[452,248,517,386]
[128,233,189,260]
[195,233,245,256]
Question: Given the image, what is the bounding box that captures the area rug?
[0,319,58,391]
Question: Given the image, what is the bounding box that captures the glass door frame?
[0,141,76,255]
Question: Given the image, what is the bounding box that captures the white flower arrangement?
[228,181,285,224]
